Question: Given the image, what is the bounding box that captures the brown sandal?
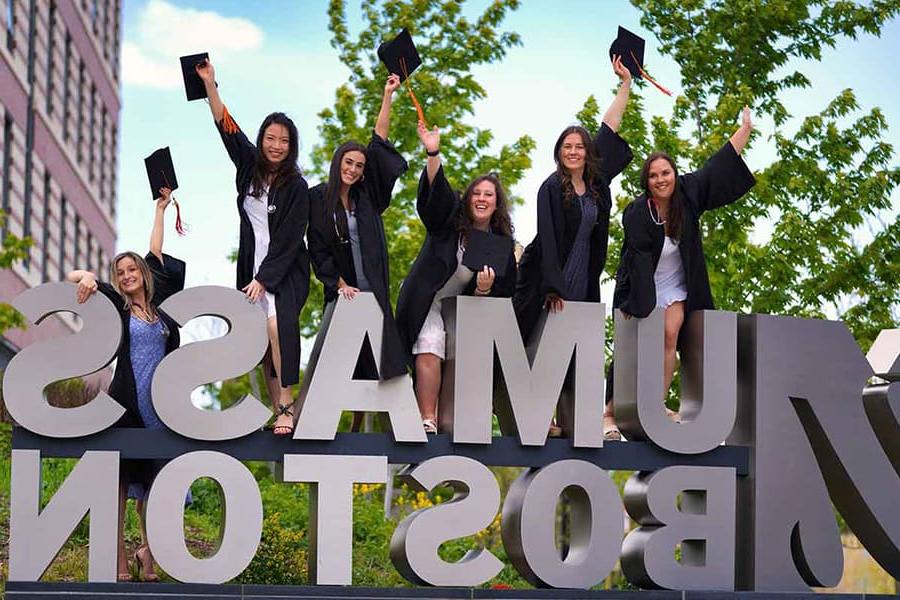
[134,544,160,582]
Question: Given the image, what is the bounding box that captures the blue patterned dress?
[562,194,598,301]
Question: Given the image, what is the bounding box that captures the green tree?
[0,211,33,335]
[301,0,535,336]
[579,0,899,350]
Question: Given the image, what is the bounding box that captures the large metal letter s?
[2,283,124,437]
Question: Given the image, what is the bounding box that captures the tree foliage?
[301,0,535,336]
[0,211,33,336]
[579,0,899,351]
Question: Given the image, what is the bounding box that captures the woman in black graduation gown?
[308,74,409,382]
[195,59,310,436]
[68,188,184,581]
[396,122,517,434]
[514,55,633,342]
[606,106,755,440]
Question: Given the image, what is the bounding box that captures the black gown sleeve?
[95,281,127,312]
[593,123,633,185]
[535,178,567,298]
[307,184,341,295]
[215,115,257,181]
[255,178,310,291]
[680,142,755,214]
[145,253,186,305]
[416,165,458,234]
[363,132,408,214]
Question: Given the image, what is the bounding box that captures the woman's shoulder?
[309,181,327,200]
[622,195,648,224]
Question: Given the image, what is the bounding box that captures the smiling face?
[468,180,498,230]
[261,123,290,166]
[115,256,144,299]
[558,132,587,174]
[646,157,676,201]
[340,150,366,187]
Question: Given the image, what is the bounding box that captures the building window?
[88,85,96,181]
[76,60,85,163]
[90,0,98,33]
[2,114,12,241]
[6,0,15,52]
[46,0,56,115]
[73,214,81,267]
[86,233,93,272]
[57,196,66,281]
[99,107,107,202]
[42,172,51,281]
[62,33,71,140]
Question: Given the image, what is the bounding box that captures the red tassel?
[400,58,428,127]
[221,105,240,135]
[172,198,188,236]
[631,51,674,97]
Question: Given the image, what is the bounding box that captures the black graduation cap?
[609,26,645,81]
[377,29,421,83]
[609,27,672,96]
[144,147,178,201]
[462,229,514,278]
[179,52,210,101]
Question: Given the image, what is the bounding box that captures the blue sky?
[116,0,900,298]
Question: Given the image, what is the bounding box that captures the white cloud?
[122,0,264,89]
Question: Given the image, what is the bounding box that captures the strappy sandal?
[602,414,622,441]
[134,544,160,582]
[422,418,438,434]
[666,408,682,423]
[273,403,295,436]
[548,419,563,438]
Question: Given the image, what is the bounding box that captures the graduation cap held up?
[378,29,428,126]
[462,229,514,278]
[180,52,210,101]
[144,147,187,235]
[609,26,672,97]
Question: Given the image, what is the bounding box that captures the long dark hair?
[456,174,514,241]
[323,141,368,241]
[553,126,602,208]
[250,112,301,198]
[640,151,683,241]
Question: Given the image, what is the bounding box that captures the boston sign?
[3,283,899,590]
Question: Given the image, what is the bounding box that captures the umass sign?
[3,283,899,593]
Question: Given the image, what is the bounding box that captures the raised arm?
[195,59,224,123]
[417,121,441,184]
[149,187,173,262]
[374,74,401,140]
[729,106,752,155]
[601,55,632,132]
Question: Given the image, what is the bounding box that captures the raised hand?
[156,187,173,211]
[195,59,215,84]
[612,54,632,85]
[385,74,401,96]
[417,121,440,154]
[741,105,752,131]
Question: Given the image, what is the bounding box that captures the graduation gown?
[612,141,756,319]
[99,253,184,486]
[308,133,409,379]
[514,123,633,340]
[396,166,517,356]
[215,117,310,387]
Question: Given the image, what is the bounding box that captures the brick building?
[0,0,120,367]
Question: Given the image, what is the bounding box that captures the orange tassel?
[172,198,188,236]
[631,51,673,97]
[221,105,240,134]
[400,57,428,127]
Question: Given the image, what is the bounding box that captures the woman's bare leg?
[135,498,158,579]
[266,315,294,434]
[414,353,441,424]
[663,302,685,413]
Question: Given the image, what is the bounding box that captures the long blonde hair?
[109,251,156,319]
